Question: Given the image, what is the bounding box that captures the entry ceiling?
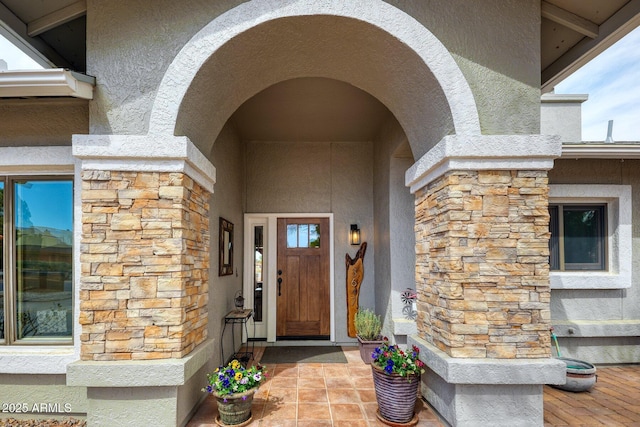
[231,78,392,142]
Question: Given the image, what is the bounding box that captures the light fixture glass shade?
[350,224,361,245]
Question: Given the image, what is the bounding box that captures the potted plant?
[203,359,267,425]
[371,339,425,425]
[354,308,383,363]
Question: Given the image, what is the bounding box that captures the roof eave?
[562,143,640,159]
[0,68,94,99]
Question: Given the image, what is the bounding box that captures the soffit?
[0,0,86,71]
[541,0,640,92]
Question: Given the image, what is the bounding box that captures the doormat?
[259,346,347,364]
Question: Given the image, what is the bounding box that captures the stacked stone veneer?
[79,171,209,361]
[415,170,551,358]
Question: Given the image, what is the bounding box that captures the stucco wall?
[549,159,640,363]
[373,123,393,337]
[86,0,541,140]
[86,0,244,135]
[0,374,87,420]
[389,155,417,331]
[386,0,541,136]
[245,140,374,343]
[373,116,416,343]
[210,123,245,362]
[541,94,588,143]
[0,99,88,146]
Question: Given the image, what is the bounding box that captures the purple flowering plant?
[371,338,425,378]
[203,359,267,398]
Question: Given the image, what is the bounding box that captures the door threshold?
[278,335,330,341]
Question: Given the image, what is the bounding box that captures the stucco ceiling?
[230,78,392,142]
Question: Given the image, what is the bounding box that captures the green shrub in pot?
[354,308,383,363]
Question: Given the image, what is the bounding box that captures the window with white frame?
[0,177,73,344]
[549,184,632,290]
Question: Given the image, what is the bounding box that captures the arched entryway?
[144,0,480,349]
[148,0,481,157]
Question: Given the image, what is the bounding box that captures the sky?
[553,26,640,142]
[0,35,42,70]
[1,23,639,142]
[14,181,73,232]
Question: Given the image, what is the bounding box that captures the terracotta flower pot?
[371,363,420,425]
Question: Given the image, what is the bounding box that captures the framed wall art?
[219,217,234,276]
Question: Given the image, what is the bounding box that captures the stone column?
[68,134,217,427]
[79,170,209,361]
[406,135,566,427]
[415,169,551,359]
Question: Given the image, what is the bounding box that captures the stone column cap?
[409,335,566,385]
[406,134,562,193]
[72,134,216,192]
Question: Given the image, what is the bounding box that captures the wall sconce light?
[350,224,361,245]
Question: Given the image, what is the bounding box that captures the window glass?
[549,205,559,271]
[298,224,309,247]
[287,225,297,248]
[549,204,605,271]
[309,224,320,248]
[253,226,263,322]
[563,207,604,268]
[14,180,73,341]
[286,223,321,248]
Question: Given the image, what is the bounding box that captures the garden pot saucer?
[215,413,253,427]
[376,409,419,426]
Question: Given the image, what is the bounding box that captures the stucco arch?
[149,0,481,159]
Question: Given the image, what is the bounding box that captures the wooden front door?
[277,217,330,339]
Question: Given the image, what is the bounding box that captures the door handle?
[277,277,282,296]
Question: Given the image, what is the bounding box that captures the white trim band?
[0,347,78,374]
[552,320,640,337]
[541,93,588,103]
[0,146,74,173]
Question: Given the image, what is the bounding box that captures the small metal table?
[220,309,254,364]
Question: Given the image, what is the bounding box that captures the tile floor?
[187,346,444,427]
[187,346,640,427]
